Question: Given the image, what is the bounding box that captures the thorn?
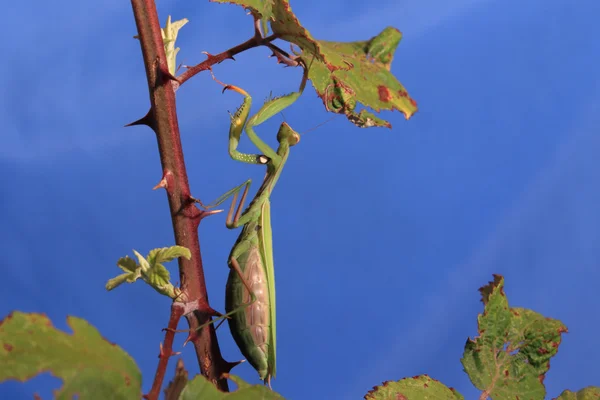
[207,307,223,318]
[183,330,199,346]
[223,359,245,373]
[124,109,154,128]
[157,57,179,83]
[153,177,168,190]
[200,209,224,217]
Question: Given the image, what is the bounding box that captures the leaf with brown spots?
[301,27,417,128]
[0,312,141,400]
[553,387,600,399]
[461,275,568,400]
[364,375,464,400]
[210,0,417,128]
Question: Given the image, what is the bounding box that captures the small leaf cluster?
[105,246,191,300]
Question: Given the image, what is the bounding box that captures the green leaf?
[161,16,189,75]
[179,374,285,399]
[364,375,464,400]
[142,262,173,298]
[105,273,137,291]
[134,16,188,75]
[302,27,417,128]
[148,246,192,266]
[116,255,139,273]
[461,275,568,400]
[211,1,416,127]
[105,256,143,291]
[133,249,150,272]
[553,387,600,399]
[0,312,141,400]
[106,246,190,298]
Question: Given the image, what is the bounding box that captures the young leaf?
[117,255,139,272]
[161,16,189,75]
[461,275,568,400]
[134,16,188,75]
[364,375,464,400]
[554,387,600,399]
[0,312,142,399]
[106,246,190,298]
[105,256,143,291]
[179,374,285,399]
[133,249,150,272]
[105,272,139,291]
[148,245,192,265]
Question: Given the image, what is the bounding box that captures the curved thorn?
[125,109,154,128]
[222,359,245,374]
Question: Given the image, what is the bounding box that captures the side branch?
[177,33,299,86]
[144,304,185,400]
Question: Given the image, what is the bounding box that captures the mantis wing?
[259,199,276,379]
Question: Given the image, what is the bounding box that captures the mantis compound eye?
[289,132,300,146]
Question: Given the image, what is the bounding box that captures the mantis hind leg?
[191,257,259,332]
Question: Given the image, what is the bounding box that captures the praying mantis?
[196,63,309,387]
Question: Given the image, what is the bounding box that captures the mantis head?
[276,122,300,147]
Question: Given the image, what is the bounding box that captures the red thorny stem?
[130,0,231,395]
[144,304,184,400]
[129,1,301,397]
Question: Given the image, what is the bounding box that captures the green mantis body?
[201,69,307,387]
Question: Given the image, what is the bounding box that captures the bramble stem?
[130,0,230,394]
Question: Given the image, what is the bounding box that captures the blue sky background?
[1,0,599,399]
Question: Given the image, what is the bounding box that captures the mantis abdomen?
[225,226,275,382]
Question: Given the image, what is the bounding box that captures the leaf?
[211,1,416,127]
[134,16,188,75]
[105,273,138,291]
[161,16,189,75]
[106,246,190,298]
[133,249,150,272]
[105,256,142,291]
[117,255,139,273]
[302,27,417,128]
[553,387,600,399]
[179,374,285,399]
[148,246,192,266]
[364,375,464,400]
[0,312,141,400]
[461,275,568,400]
